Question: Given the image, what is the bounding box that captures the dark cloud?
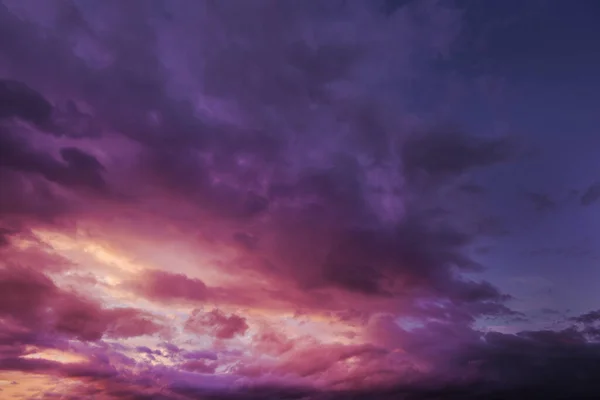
[401,129,515,181]
[60,146,104,173]
[0,131,106,191]
[581,182,600,206]
[0,79,52,125]
[455,330,600,399]
[572,310,600,325]
[167,324,600,400]
[524,191,556,212]
[0,167,70,223]
[337,324,600,400]
[313,219,493,305]
[0,1,596,399]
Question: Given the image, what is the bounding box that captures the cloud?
[401,129,515,182]
[0,265,164,342]
[185,309,249,340]
[179,360,216,374]
[457,329,600,397]
[0,79,53,125]
[131,270,209,303]
[581,182,600,206]
[0,166,71,223]
[1,1,593,399]
[183,350,218,361]
[524,191,556,212]
[571,309,600,325]
[0,129,107,192]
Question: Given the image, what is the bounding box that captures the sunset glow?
[1,1,600,399]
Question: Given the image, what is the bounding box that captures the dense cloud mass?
[0,0,599,399]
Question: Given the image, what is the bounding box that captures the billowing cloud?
[401,129,515,182]
[0,79,52,125]
[0,265,165,342]
[0,0,598,399]
[185,308,248,340]
[131,270,209,303]
[572,309,600,325]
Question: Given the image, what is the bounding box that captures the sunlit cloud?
[1,0,599,399]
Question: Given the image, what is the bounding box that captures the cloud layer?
[0,1,599,399]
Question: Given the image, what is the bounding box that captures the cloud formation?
[0,1,598,399]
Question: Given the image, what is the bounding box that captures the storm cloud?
[0,1,598,399]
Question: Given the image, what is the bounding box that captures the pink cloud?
[179,359,216,374]
[251,328,295,356]
[1,1,599,399]
[185,308,248,340]
[131,269,209,303]
[0,265,164,342]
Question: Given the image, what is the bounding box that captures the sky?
[0,0,599,399]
